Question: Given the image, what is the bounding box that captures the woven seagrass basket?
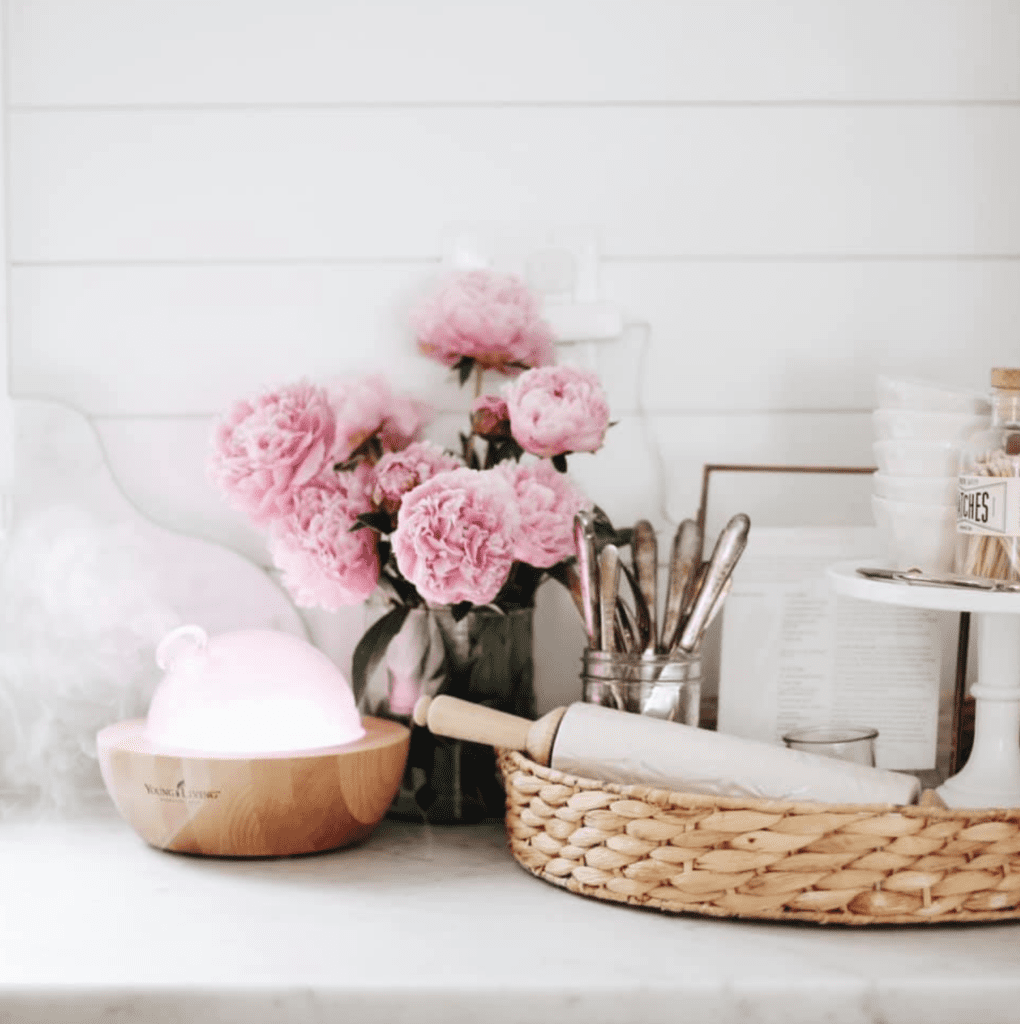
[498,749,1020,926]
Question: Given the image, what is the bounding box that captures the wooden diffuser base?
[97,716,410,857]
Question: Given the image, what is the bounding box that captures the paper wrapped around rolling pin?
[413,696,921,806]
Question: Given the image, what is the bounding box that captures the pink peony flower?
[267,465,380,610]
[412,269,555,373]
[470,394,511,440]
[207,380,337,527]
[378,391,432,454]
[373,442,463,515]
[504,366,611,458]
[392,468,519,606]
[501,461,592,568]
[328,375,430,463]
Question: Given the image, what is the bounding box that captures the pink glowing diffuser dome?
[144,624,366,755]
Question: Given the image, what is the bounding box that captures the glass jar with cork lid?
[956,367,1020,581]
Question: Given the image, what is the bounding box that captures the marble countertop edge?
[3,816,1020,1024]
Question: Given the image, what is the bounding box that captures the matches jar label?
[957,476,1020,536]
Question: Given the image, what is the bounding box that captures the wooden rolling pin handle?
[412,695,566,766]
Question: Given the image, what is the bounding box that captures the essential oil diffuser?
[97,624,409,857]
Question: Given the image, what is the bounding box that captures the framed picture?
[699,463,970,782]
[696,462,876,542]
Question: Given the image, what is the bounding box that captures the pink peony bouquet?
[207,269,619,697]
[412,268,555,378]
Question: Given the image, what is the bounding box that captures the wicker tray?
[498,749,1020,925]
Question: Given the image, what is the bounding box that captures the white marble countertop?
[2,810,1020,1024]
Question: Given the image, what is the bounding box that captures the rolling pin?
[413,696,921,806]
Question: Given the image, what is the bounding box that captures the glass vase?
[357,604,535,824]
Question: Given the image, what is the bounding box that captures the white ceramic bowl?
[872,408,989,443]
[872,473,958,504]
[871,494,959,572]
[872,439,960,476]
[875,375,991,415]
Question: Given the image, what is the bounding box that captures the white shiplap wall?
[5,0,1020,706]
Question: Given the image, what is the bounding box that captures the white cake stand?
[828,561,1020,809]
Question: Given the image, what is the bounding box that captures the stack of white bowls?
[871,376,990,572]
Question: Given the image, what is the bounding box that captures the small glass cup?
[782,725,878,766]
[581,649,701,726]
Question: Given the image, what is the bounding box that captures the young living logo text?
[144,779,221,802]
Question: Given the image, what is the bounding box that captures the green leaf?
[335,434,386,473]
[591,505,632,550]
[454,356,476,386]
[592,505,612,526]
[492,561,545,609]
[545,558,575,591]
[459,432,481,469]
[379,565,420,606]
[449,600,474,622]
[377,539,392,568]
[374,573,404,605]
[485,437,524,467]
[351,510,393,534]
[551,453,568,473]
[351,604,412,702]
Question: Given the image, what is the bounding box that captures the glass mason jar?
[581,648,701,725]
[956,367,1020,581]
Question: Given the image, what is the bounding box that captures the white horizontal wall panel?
[600,261,1020,411]
[8,263,455,415]
[12,261,1019,416]
[11,107,1020,262]
[9,0,1020,105]
[92,410,875,567]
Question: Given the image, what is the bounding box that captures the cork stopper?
[991,367,1020,390]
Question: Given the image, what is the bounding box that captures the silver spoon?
[660,519,702,654]
[688,577,733,653]
[573,511,600,649]
[676,514,750,654]
[631,520,659,655]
[598,544,622,654]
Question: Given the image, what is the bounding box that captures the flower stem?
[474,365,484,400]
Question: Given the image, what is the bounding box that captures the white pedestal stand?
[828,561,1020,809]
